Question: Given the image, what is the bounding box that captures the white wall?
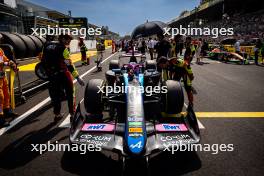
[69,39,97,53]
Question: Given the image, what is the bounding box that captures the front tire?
[161,80,184,114]
[84,79,105,114]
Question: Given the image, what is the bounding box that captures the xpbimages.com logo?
[31,141,102,154]
[163,25,234,38]
[163,142,234,155]
[97,83,168,96]
[31,25,102,38]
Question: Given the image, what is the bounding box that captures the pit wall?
[69,39,97,53]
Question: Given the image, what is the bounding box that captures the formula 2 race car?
[70,59,200,174]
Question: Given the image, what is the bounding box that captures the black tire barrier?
[27,35,43,54]
[14,33,37,57]
[35,35,46,44]
[0,32,27,59]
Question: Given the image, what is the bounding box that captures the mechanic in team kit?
[41,34,85,122]
[96,39,105,71]
[184,36,196,63]
[169,56,194,107]
[79,37,89,65]
[0,48,18,127]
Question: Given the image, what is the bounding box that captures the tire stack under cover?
[0,32,45,59]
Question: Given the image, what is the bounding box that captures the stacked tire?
[0,32,45,59]
[0,32,27,59]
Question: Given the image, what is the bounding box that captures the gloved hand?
[76,76,85,86]
[188,73,194,81]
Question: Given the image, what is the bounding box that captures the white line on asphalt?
[0,97,51,136]
[59,114,71,128]
[23,81,49,94]
[184,103,205,129]
[59,99,84,128]
[0,52,118,136]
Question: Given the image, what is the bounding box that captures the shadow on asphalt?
[61,151,119,176]
[61,150,201,176]
[0,119,64,169]
[196,62,210,65]
[6,103,54,133]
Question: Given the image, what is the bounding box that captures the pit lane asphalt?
[0,50,263,176]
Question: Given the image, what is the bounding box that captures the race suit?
[96,42,105,70]
[41,42,79,115]
[169,58,194,105]
[80,43,89,65]
[184,43,196,63]
[0,48,16,115]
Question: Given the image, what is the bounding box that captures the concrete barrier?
[70,39,97,53]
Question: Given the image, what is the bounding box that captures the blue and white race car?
[70,59,200,173]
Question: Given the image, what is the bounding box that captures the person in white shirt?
[148,37,155,60]
[234,40,241,56]
[195,38,202,64]
[153,38,158,59]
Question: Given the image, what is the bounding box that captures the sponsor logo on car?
[156,124,188,132]
[129,128,143,133]
[79,134,112,141]
[129,133,143,137]
[77,134,112,146]
[81,124,114,132]
[160,134,193,143]
[128,122,142,126]
[128,117,143,122]
[130,141,142,149]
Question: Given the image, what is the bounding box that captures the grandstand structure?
[168,0,264,41]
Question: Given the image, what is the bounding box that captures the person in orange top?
[0,48,18,128]
[112,40,115,53]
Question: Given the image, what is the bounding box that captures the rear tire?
[161,80,184,114]
[84,79,104,114]
[105,70,116,86]
[145,60,157,70]
[109,60,120,70]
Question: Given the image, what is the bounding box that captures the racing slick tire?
[35,62,49,81]
[161,80,184,114]
[84,79,104,114]
[105,70,116,86]
[145,60,157,70]
[109,60,120,70]
[35,35,46,44]
[14,34,37,57]
[27,35,43,53]
[1,32,27,59]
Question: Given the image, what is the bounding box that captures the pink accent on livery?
[155,124,188,132]
[81,123,115,132]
